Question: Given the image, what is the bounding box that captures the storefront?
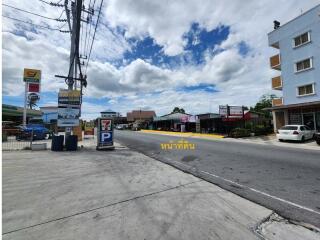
[196,113,223,133]
[152,112,195,132]
[268,101,320,132]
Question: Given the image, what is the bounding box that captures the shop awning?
[264,101,320,111]
[2,104,42,117]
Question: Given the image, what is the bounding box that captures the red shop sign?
[28,83,40,93]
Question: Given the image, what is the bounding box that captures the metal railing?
[2,134,32,151]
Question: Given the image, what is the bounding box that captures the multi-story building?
[268,4,320,132]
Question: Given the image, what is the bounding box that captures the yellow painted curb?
[140,130,225,139]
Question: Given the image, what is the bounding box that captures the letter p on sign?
[101,132,111,142]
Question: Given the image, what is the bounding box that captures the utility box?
[96,118,115,150]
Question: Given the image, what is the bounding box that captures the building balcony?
[272,76,282,90]
[272,98,283,106]
[270,54,281,70]
[270,41,279,49]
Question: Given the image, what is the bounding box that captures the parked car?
[315,132,320,145]
[115,124,124,130]
[16,124,49,141]
[276,125,315,142]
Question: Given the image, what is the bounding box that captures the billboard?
[229,106,244,116]
[58,89,81,107]
[219,105,244,117]
[57,107,80,127]
[219,105,228,116]
[24,68,41,83]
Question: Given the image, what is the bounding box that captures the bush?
[252,125,273,136]
[229,128,251,138]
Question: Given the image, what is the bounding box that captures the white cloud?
[2,0,319,119]
[2,32,69,96]
[105,0,319,56]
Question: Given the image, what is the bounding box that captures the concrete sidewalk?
[2,146,319,239]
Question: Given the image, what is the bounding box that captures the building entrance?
[302,113,315,130]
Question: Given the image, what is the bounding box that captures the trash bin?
[65,135,78,151]
[51,135,64,151]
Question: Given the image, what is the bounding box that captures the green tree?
[251,94,277,117]
[171,107,185,114]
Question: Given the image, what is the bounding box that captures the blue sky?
[3,14,233,115]
[2,0,319,119]
[121,24,230,68]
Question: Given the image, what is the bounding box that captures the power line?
[80,0,92,58]
[84,0,96,61]
[3,3,55,20]
[82,0,91,57]
[3,15,69,32]
[39,0,64,7]
[85,0,103,73]
[57,9,66,20]
[2,3,67,21]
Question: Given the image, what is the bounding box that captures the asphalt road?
[115,130,320,228]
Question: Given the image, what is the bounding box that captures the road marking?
[140,129,225,139]
[200,170,320,216]
[171,160,320,215]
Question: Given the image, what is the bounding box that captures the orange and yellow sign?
[23,68,41,83]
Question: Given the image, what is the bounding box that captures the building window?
[297,84,315,96]
[293,32,310,48]
[295,58,312,73]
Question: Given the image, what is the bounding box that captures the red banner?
[28,83,40,93]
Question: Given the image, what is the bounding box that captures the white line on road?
[164,158,320,216]
[200,170,320,216]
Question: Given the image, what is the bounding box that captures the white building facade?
[268,4,320,131]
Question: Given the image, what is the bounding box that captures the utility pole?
[67,0,83,90]
[56,0,91,136]
[23,82,27,126]
[65,0,83,136]
[67,1,77,91]
[73,0,83,89]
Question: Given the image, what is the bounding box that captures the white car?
[277,125,315,142]
[115,125,124,130]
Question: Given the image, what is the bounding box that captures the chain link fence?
[2,130,96,151]
[2,130,51,151]
[2,135,32,150]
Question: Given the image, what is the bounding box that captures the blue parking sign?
[101,131,113,144]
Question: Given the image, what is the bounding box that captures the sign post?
[23,68,41,126]
[57,89,81,127]
[23,82,28,126]
[96,118,114,150]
